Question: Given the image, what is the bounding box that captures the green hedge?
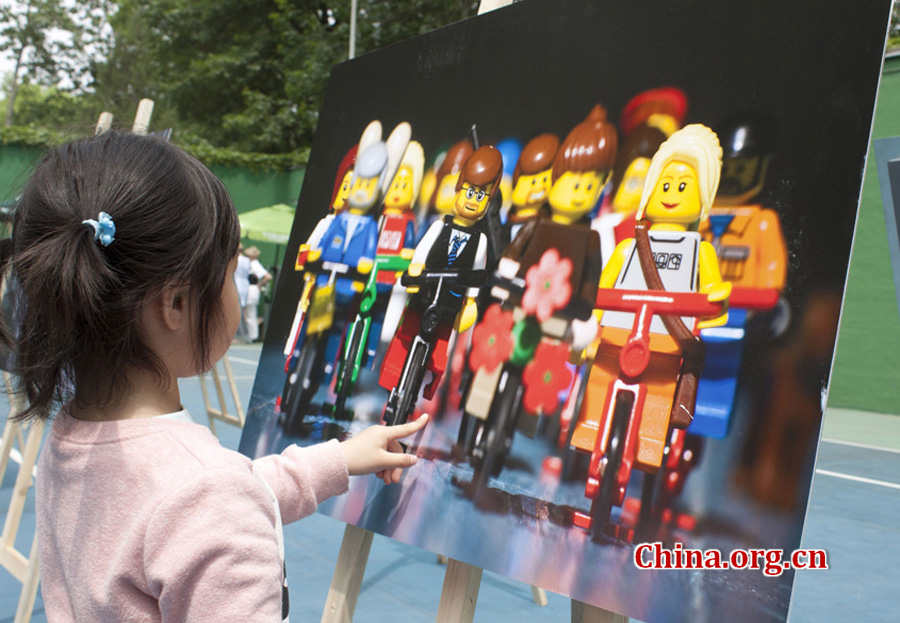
[0,125,308,173]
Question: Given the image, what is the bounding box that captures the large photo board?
[239,1,891,620]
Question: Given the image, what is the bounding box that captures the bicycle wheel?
[281,334,323,433]
[589,390,633,542]
[393,341,429,426]
[471,367,522,496]
[333,321,364,420]
[561,366,591,482]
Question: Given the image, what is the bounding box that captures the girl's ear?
[158,285,190,332]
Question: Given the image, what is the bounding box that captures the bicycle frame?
[584,288,724,516]
[334,254,411,408]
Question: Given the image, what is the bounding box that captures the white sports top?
[601,230,701,334]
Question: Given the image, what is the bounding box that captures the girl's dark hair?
[1,130,241,421]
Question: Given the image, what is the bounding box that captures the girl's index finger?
[384,414,429,440]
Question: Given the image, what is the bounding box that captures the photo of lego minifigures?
[237,1,890,620]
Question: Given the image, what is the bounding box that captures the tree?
[92,0,478,154]
[4,82,95,128]
[0,0,108,125]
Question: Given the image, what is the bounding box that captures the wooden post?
[436,558,482,623]
[321,524,374,623]
[132,98,154,134]
[95,112,114,134]
[478,0,515,14]
[13,535,39,623]
[571,600,629,623]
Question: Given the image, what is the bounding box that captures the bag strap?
[633,220,704,429]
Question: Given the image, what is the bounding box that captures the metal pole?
[349,0,358,59]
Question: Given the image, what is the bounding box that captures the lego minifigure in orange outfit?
[692,117,788,438]
[698,117,787,292]
[572,124,729,473]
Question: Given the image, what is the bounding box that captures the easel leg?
[222,355,245,426]
[321,524,374,623]
[436,558,482,623]
[1,420,44,548]
[571,600,628,623]
[14,534,39,623]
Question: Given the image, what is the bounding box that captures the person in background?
[244,246,272,342]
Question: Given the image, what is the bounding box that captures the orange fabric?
[698,205,787,290]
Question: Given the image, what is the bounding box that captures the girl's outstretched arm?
[250,416,428,523]
[341,415,429,484]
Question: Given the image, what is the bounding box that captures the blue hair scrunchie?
[82,212,116,247]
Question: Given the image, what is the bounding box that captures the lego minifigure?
[295,145,359,271]
[693,116,787,438]
[379,145,502,426]
[463,106,615,489]
[506,133,559,241]
[283,144,357,373]
[592,124,668,260]
[591,87,689,257]
[571,124,729,535]
[375,142,426,356]
[619,86,688,139]
[281,121,410,428]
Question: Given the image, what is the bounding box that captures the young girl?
[1,130,427,622]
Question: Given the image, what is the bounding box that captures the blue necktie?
[448,235,464,265]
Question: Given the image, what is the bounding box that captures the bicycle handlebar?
[303,258,367,283]
[594,288,724,319]
[728,287,779,310]
[400,269,488,289]
[595,288,725,378]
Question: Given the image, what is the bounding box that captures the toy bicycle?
[574,287,724,541]
[331,252,412,419]
[280,258,365,432]
[463,273,534,494]
[382,268,486,427]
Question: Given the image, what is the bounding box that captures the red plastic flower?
[469,304,515,374]
[522,249,572,322]
[522,340,573,415]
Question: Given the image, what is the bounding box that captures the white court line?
[227,356,261,366]
[821,437,900,455]
[815,469,900,491]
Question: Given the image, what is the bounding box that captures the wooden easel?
[198,355,246,433]
[0,241,42,623]
[0,374,43,623]
[321,522,623,622]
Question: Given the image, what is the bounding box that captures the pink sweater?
[36,410,349,622]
